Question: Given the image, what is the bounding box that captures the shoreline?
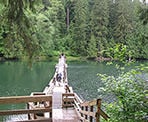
[0,56,148,62]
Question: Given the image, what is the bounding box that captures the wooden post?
[81,106,84,118]
[27,103,31,120]
[49,100,52,118]
[85,106,88,120]
[96,99,101,122]
[90,106,93,122]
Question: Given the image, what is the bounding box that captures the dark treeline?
[0,0,148,60]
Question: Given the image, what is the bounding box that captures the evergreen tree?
[71,0,89,55]
[0,0,42,59]
[139,2,148,25]
[87,34,97,57]
[0,0,147,60]
[35,9,55,55]
[48,0,66,52]
[91,0,109,56]
[108,0,118,40]
[114,0,133,44]
[126,0,148,60]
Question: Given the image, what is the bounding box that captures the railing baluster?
[27,103,31,120]
[85,106,88,120]
[79,98,109,122]
[81,106,84,118]
[90,106,93,122]
[96,99,101,122]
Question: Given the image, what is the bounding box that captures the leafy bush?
[98,66,147,122]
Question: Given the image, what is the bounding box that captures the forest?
[0,0,148,61]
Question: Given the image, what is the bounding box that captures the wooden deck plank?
[52,108,80,122]
[15,118,52,122]
[52,86,80,122]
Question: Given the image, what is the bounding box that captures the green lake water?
[0,60,147,121]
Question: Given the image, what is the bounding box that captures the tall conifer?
[91,0,109,55]
[113,0,133,44]
[72,0,89,55]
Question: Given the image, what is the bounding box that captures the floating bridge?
[0,55,109,122]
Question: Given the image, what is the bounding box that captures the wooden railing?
[0,95,52,121]
[62,93,109,122]
[80,99,109,122]
[62,93,75,107]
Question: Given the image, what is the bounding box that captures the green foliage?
[139,4,148,25]
[113,44,127,61]
[105,44,129,62]
[0,0,41,59]
[98,67,147,122]
[87,34,97,57]
[91,0,109,52]
[113,0,133,44]
[71,0,89,56]
[126,25,148,60]
[0,40,4,56]
[0,0,148,60]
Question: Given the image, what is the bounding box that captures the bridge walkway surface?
[52,86,80,122]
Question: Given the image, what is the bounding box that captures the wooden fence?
[80,99,109,122]
[0,95,52,121]
[62,93,109,122]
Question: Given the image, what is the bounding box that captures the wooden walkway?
[52,86,80,122]
[0,54,109,122]
[44,54,81,121]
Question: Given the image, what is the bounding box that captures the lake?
[0,60,147,121]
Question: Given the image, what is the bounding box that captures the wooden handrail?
[0,108,52,115]
[81,99,96,106]
[80,99,109,122]
[62,93,109,122]
[74,93,83,104]
[0,95,52,104]
[0,95,52,118]
[62,93,75,107]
